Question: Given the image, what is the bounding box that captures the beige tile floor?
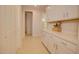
[16,35,48,54]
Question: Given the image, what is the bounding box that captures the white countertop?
[43,29,78,45]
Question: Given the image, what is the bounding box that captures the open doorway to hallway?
[16,6,49,54]
[25,12,32,36]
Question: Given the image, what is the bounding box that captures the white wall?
[23,6,45,37]
[16,6,24,50]
[33,10,43,36]
[0,6,23,53]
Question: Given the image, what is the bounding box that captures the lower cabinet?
[47,37,56,53]
[42,31,78,54]
[54,36,77,53]
[42,31,56,53]
[55,44,74,54]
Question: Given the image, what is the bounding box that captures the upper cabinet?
[64,6,79,19]
[46,6,64,21]
[46,5,79,21]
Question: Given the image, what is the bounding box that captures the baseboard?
[41,41,51,54]
[0,51,16,54]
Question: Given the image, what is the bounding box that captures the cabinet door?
[46,6,65,21]
[42,31,50,48]
[42,31,56,53]
[53,35,77,53]
[46,6,57,21]
[55,44,74,54]
[42,31,48,46]
[63,6,78,19]
[47,34,56,53]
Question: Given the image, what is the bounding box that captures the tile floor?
[16,35,48,54]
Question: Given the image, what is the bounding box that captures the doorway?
[25,12,32,36]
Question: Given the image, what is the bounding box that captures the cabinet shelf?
[48,18,79,23]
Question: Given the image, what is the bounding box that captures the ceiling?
[22,5,48,12]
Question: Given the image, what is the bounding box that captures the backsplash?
[47,23,54,31]
[47,22,78,39]
[61,22,77,36]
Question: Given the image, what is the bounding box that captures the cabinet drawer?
[55,44,74,54]
[54,36,77,52]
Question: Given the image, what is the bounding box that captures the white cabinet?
[53,35,77,53]
[47,33,56,53]
[55,44,74,54]
[63,6,79,19]
[42,30,78,53]
[46,6,79,21]
[46,6,65,21]
[42,31,56,53]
